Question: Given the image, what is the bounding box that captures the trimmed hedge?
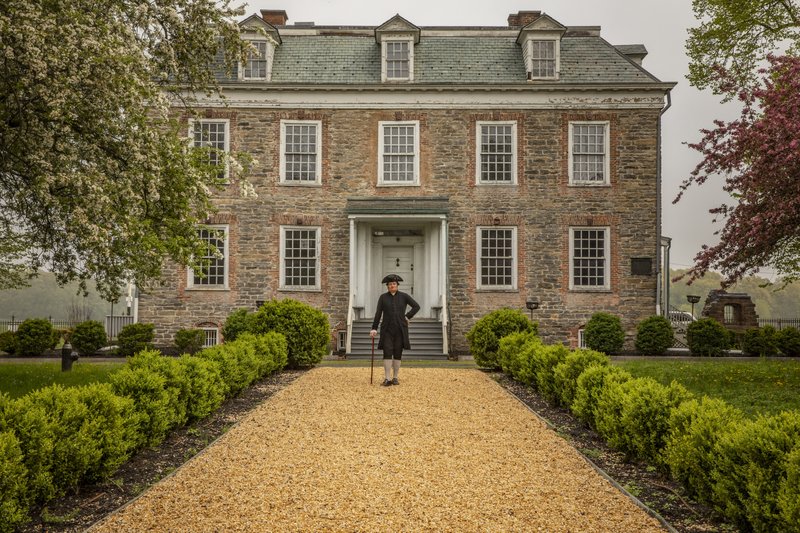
[467,308,537,369]
[115,323,155,357]
[15,319,54,356]
[552,349,609,407]
[776,327,800,357]
[584,312,625,355]
[686,318,730,357]
[70,320,107,356]
[174,328,205,355]
[742,326,780,357]
[0,333,287,529]
[635,316,674,355]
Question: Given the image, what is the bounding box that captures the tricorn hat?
[381,273,404,284]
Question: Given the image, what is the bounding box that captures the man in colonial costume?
[370,274,420,386]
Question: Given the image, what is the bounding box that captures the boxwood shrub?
[635,315,674,355]
[15,318,54,356]
[742,326,780,357]
[0,331,16,355]
[779,446,800,527]
[177,355,226,421]
[174,328,205,355]
[530,344,569,402]
[248,299,329,368]
[221,308,252,342]
[552,349,609,408]
[0,431,28,533]
[686,318,730,357]
[126,350,190,430]
[776,327,800,357]
[70,320,107,356]
[497,330,540,377]
[571,364,632,427]
[584,312,625,355]
[115,323,155,357]
[467,308,537,369]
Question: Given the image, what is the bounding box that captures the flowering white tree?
[0,0,251,299]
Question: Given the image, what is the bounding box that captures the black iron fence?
[0,315,135,340]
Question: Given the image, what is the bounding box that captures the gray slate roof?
[223,32,664,86]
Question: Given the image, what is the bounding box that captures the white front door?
[382,246,415,296]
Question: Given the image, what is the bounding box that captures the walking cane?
[370,335,375,384]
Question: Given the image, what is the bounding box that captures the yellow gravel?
[90,367,665,532]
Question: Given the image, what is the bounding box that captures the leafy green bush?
[248,299,329,368]
[635,316,674,355]
[742,326,780,357]
[779,446,800,527]
[176,355,226,421]
[571,364,632,427]
[776,327,800,357]
[70,320,107,356]
[552,349,610,407]
[584,312,625,354]
[15,318,54,356]
[530,344,569,402]
[0,331,16,355]
[110,365,173,448]
[594,377,691,464]
[221,308,252,342]
[245,331,288,375]
[126,350,189,429]
[712,411,800,532]
[115,323,155,357]
[663,397,744,502]
[510,338,544,387]
[466,308,537,369]
[497,330,540,377]
[174,328,205,355]
[0,430,28,532]
[687,318,730,357]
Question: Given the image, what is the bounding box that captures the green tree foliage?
[686,0,800,96]
[0,0,253,300]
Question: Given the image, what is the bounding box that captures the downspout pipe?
[656,89,673,316]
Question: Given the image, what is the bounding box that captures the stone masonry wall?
[139,107,661,354]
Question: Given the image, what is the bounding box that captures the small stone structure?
[701,290,759,333]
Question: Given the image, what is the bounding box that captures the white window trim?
[279,225,322,291]
[378,120,420,186]
[201,327,220,347]
[475,121,518,185]
[188,118,230,182]
[476,226,518,291]
[187,224,230,290]
[578,328,587,349]
[568,121,611,186]
[279,120,322,186]
[381,36,414,82]
[238,39,274,81]
[569,226,611,291]
[526,39,560,80]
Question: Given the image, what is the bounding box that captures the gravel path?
[90,367,665,532]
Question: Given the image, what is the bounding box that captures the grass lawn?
[615,358,800,418]
[0,362,125,399]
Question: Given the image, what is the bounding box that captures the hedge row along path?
[89,367,665,532]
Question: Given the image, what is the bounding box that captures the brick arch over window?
[195,321,222,347]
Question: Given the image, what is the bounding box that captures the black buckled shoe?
[381,379,392,387]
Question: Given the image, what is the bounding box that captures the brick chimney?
[260,9,288,26]
[507,11,541,27]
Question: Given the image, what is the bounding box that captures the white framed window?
[569,122,610,186]
[530,40,557,78]
[202,327,220,347]
[280,226,321,290]
[578,328,587,349]
[569,227,610,290]
[378,121,419,186]
[240,40,274,81]
[188,225,229,290]
[189,119,230,181]
[280,120,322,185]
[476,121,517,184]
[477,227,518,290]
[382,38,414,81]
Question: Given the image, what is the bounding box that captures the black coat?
[371,290,420,349]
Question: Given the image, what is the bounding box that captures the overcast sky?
[243,0,745,273]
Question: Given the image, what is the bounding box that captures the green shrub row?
[0,332,287,532]
[496,329,800,532]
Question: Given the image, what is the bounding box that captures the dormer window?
[375,15,420,83]
[530,40,556,78]
[243,40,271,80]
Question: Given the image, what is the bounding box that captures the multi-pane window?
[281,121,321,184]
[281,227,320,289]
[477,122,516,184]
[530,40,556,78]
[386,41,410,80]
[243,41,268,79]
[477,227,517,289]
[190,226,228,288]
[202,328,219,347]
[191,120,229,181]
[379,121,419,185]
[570,227,610,290]
[570,122,609,185]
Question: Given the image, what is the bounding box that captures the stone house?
[138,9,675,356]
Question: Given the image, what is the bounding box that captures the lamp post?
[687,295,701,319]
[525,299,539,321]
